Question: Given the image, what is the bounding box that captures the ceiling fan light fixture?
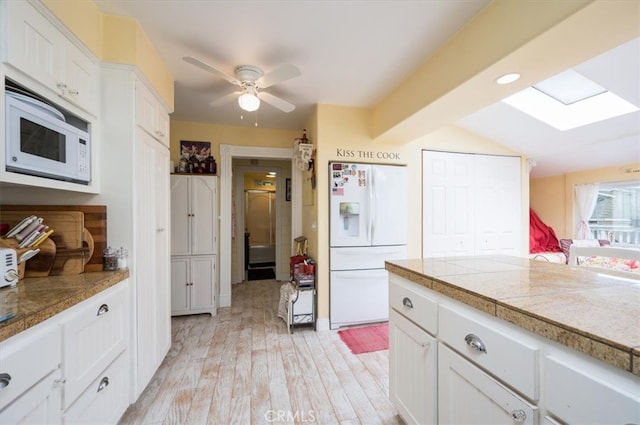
[238,91,260,112]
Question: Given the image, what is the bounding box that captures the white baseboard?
[315,318,330,331]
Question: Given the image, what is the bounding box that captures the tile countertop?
[385,256,640,377]
[0,270,129,343]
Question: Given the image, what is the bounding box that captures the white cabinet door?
[190,256,216,312]
[170,257,190,314]
[6,0,63,91]
[134,129,171,394]
[135,80,169,146]
[190,176,217,255]
[170,176,191,256]
[389,309,437,425]
[62,44,99,115]
[170,256,216,316]
[6,1,99,116]
[422,151,522,258]
[438,344,537,425]
[474,155,521,256]
[422,151,475,257]
[170,175,217,256]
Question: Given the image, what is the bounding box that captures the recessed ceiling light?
[496,73,521,85]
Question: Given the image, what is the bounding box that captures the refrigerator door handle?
[369,171,375,242]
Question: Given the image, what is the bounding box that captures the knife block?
[0,237,56,278]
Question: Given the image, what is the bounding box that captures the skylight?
[502,69,639,131]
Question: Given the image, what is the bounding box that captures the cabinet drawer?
[0,320,61,410]
[0,369,62,424]
[439,344,538,424]
[438,303,539,400]
[544,355,640,425]
[389,274,437,335]
[62,282,128,407]
[64,352,129,425]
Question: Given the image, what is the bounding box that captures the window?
[589,180,640,246]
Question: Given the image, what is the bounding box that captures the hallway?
[119,279,400,424]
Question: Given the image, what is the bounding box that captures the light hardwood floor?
[119,279,402,425]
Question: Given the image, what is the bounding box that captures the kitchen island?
[386,256,639,425]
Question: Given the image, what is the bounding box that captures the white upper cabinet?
[5,0,100,116]
[135,79,169,146]
[170,175,218,256]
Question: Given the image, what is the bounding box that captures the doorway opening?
[219,145,301,308]
[240,167,280,281]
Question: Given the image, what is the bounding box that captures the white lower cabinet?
[0,279,129,424]
[0,320,62,424]
[389,309,437,425]
[61,282,128,407]
[171,256,216,316]
[0,370,62,424]
[388,272,640,424]
[439,344,537,424]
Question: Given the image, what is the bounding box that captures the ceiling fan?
[183,56,301,113]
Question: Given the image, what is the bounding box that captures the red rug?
[338,323,389,354]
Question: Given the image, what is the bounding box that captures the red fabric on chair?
[529,208,562,253]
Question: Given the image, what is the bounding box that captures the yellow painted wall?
[530,175,567,237]
[311,105,526,322]
[170,121,299,167]
[530,162,640,240]
[42,1,174,110]
[42,0,103,57]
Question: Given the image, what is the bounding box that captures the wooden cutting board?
[0,205,107,272]
[0,210,85,274]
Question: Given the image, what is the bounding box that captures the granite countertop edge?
[385,260,639,377]
[0,270,129,343]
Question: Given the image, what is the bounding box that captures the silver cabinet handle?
[402,297,413,309]
[97,376,109,393]
[465,333,487,354]
[0,373,11,389]
[97,304,109,316]
[511,409,526,422]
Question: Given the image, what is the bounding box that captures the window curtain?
[575,184,599,239]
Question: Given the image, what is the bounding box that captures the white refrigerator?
[329,162,408,329]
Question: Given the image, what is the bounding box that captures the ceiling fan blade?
[183,56,239,85]
[258,64,301,88]
[209,91,242,107]
[257,91,296,113]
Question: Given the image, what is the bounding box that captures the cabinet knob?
[0,373,11,390]
[464,333,487,354]
[97,376,109,393]
[510,409,526,422]
[402,297,413,309]
[97,304,110,316]
[157,227,166,232]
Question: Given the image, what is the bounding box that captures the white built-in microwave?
[4,90,91,184]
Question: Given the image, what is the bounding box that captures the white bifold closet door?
[422,150,522,258]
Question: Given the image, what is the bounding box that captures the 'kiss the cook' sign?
[335,148,400,160]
